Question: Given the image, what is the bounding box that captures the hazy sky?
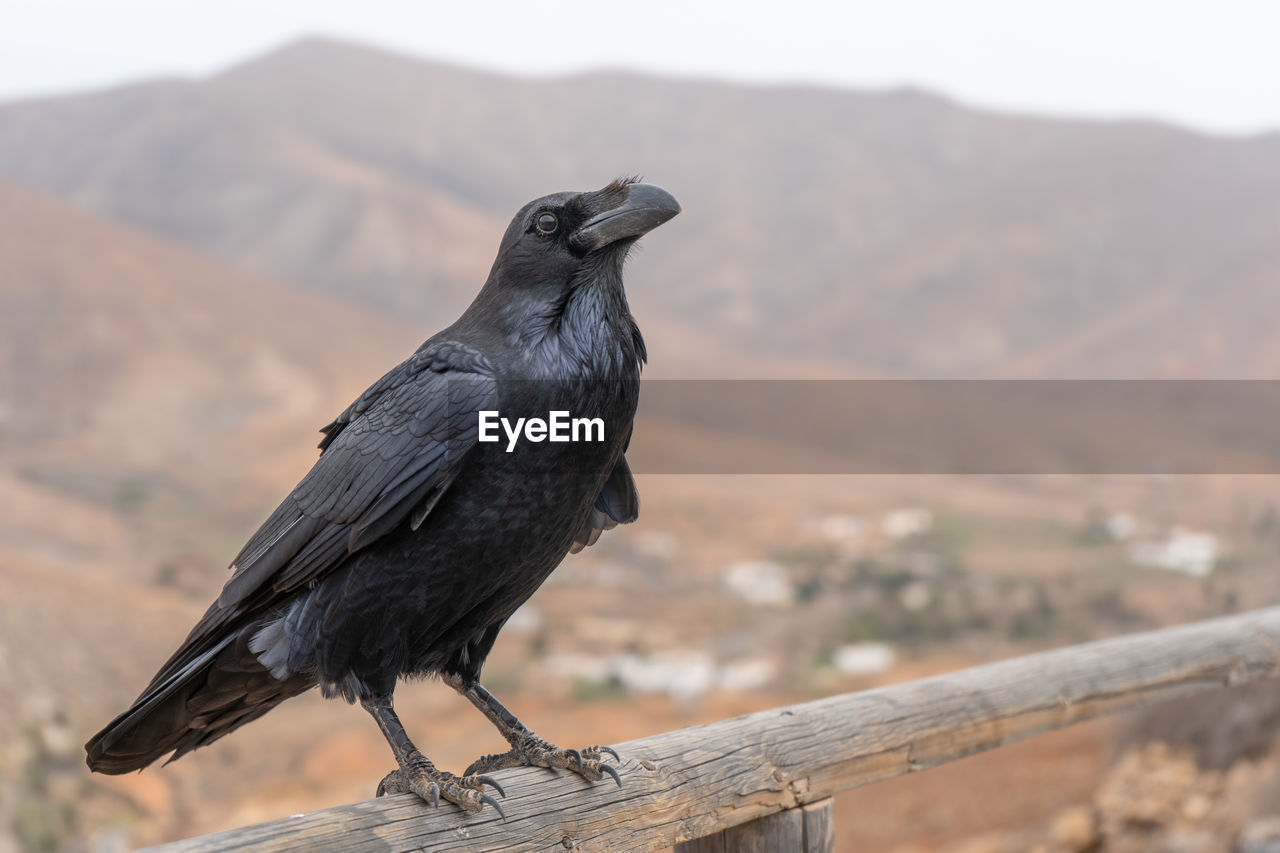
[2,1,1278,135]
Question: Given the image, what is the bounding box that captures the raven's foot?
[376,753,506,817]
[464,737,622,787]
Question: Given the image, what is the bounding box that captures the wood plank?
[676,797,833,851]
[674,831,726,853]
[720,807,802,852]
[144,606,1280,853]
[675,807,804,853]
[802,799,835,853]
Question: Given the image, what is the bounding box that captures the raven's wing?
[571,453,639,553]
[146,342,496,690]
[85,343,497,772]
[315,338,443,452]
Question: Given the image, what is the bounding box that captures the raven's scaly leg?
[361,694,506,816]
[441,673,621,787]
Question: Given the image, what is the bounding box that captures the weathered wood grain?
[144,607,1280,853]
[801,799,835,853]
[675,806,801,853]
[674,798,833,852]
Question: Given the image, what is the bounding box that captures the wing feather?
[571,454,639,553]
[141,343,495,694]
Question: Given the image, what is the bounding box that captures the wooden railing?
[145,607,1280,852]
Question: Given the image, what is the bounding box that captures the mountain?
[3,37,1280,377]
[0,177,415,483]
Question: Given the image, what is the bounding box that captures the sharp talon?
[481,793,506,820]
[598,746,620,762]
[476,775,506,798]
[431,783,440,809]
[601,763,622,788]
[567,748,583,771]
[376,781,387,797]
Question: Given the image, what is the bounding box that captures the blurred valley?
[3,37,1280,852]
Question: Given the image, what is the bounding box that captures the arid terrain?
[2,38,1280,852]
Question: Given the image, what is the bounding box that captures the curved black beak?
[571,183,681,254]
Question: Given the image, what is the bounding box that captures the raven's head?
[493,177,680,272]
[464,178,680,352]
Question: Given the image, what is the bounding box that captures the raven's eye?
[535,212,558,234]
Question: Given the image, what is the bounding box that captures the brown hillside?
[2,38,1280,375]
[0,178,414,486]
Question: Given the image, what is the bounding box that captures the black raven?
[85,178,680,816]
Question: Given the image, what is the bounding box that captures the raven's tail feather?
[85,626,315,774]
